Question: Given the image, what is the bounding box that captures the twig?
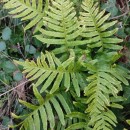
[110,0,130,20]
[0,80,29,97]
[17,42,26,59]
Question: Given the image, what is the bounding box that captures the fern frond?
[35,0,88,54]
[14,51,86,97]
[84,71,118,129]
[2,0,48,31]
[84,54,130,129]
[11,87,71,130]
[80,0,123,50]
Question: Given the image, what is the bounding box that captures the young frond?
[14,51,85,97]
[80,0,123,50]
[35,0,88,54]
[2,0,47,31]
[11,87,71,130]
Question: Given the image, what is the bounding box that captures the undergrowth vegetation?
[0,0,130,130]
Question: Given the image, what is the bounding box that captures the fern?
[3,0,130,130]
[83,52,130,130]
[11,86,71,130]
[15,51,86,97]
[80,0,123,50]
[2,0,48,31]
[35,0,88,54]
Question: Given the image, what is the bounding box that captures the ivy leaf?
[0,41,6,51]
[2,27,12,40]
[102,0,118,17]
[25,45,36,54]
[2,61,16,73]
[13,71,23,81]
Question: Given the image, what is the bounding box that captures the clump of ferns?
[2,0,130,130]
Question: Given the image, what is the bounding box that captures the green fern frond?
[14,51,85,97]
[35,0,88,54]
[80,0,123,50]
[84,55,130,129]
[84,71,118,129]
[2,0,48,31]
[11,87,71,130]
